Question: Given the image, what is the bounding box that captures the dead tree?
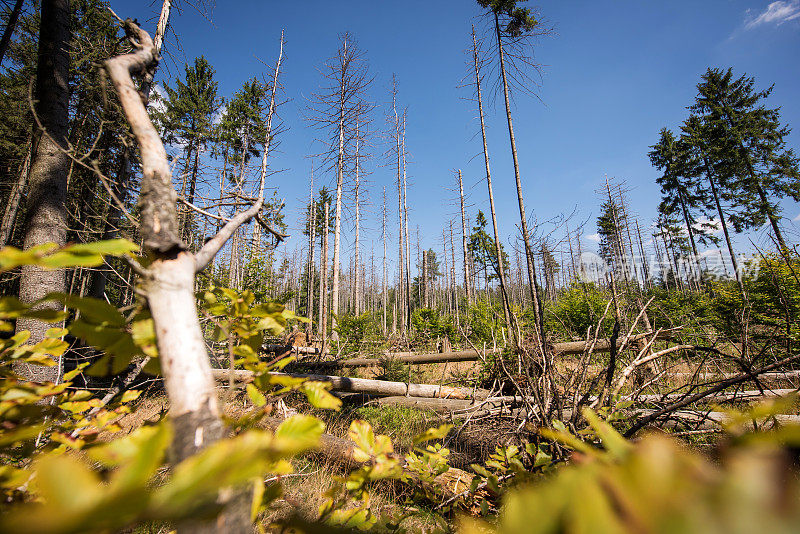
[305,166,316,334]
[389,77,407,334]
[103,19,286,531]
[457,170,472,305]
[381,186,388,335]
[470,25,514,339]
[478,4,550,354]
[307,33,372,336]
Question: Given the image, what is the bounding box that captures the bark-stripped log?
[551,330,675,356]
[290,331,675,368]
[213,369,489,400]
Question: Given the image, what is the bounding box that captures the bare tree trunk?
[306,171,315,335]
[15,0,71,384]
[106,28,287,534]
[472,26,514,339]
[676,189,702,288]
[449,220,459,330]
[354,126,361,316]
[493,13,545,352]
[457,170,471,305]
[382,187,388,336]
[320,201,330,345]
[0,0,24,68]
[0,140,31,246]
[89,0,171,299]
[394,108,406,335]
[401,115,412,329]
[330,102,345,337]
[704,159,743,292]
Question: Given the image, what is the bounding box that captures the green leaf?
[273,415,324,454]
[301,381,342,410]
[413,424,453,446]
[246,383,267,407]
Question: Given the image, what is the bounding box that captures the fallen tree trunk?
[372,395,522,414]
[212,369,489,400]
[263,344,321,355]
[302,349,500,368]
[552,330,675,356]
[259,417,475,502]
[292,331,677,368]
[635,388,798,404]
[669,370,800,382]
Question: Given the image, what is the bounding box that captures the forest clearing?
[2,0,800,532]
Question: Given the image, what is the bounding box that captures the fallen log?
[635,388,798,404]
[211,369,489,400]
[293,331,677,368]
[372,395,523,414]
[259,417,475,502]
[263,344,321,355]
[551,330,676,356]
[668,370,800,382]
[302,349,501,368]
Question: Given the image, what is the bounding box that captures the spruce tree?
[692,67,800,250]
[157,56,220,207]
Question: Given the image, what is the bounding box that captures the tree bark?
[15,0,71,384]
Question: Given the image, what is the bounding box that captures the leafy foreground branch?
[3,241,800,533]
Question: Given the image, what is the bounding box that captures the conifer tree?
[156,56,220,209]
[692,67,800,250]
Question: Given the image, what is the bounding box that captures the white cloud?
[744,1,800,29]
[793,212,800,221]
[585,233,601,243]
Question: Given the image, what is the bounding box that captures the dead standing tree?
[469,24,515,343]
[307,32,372,338]
[476,0,550,355]
[104,20,285,531]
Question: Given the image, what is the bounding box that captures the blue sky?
[116,0,800,269]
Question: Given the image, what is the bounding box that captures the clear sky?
[114,0,800,268]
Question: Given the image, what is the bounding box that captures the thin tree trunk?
[354,126,361,316]
[306,170,315,335]
[0,0,24,68]
[457,170,471,305]
[394,111,406,335]
[320,201,330,345]
[15,0,71,384]
[472,26,513,338]
[382,187,388,336]
[0,140,31,246]
[704,159,743,291]
[401,116,412,329]
[330,102,345,337]
[493,13,545,352]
